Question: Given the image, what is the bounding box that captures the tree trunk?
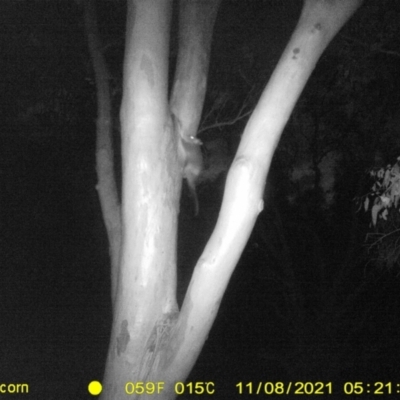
[101,1,179,397]
[84,0,121,306]
[100,1,363,398]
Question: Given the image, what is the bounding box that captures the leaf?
[371,203,383,226]
[383,168,391,188]
[364,197,369,212]
[380,195,391,207]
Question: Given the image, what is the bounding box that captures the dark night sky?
[1,1,400,399]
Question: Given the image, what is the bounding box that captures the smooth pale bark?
[100,1,362,399]
[84,0,121,306]
[100,0,177,398]
[170,0,221,140]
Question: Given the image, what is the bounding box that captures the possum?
[178,135,203,215]
[172,114,203,215]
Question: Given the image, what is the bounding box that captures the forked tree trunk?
[100,1,362,399]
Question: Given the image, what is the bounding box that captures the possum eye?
[188,135,202,145]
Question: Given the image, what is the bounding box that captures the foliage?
[356,156,400,270]
[359,157,400,226]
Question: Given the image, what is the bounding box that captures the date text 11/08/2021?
[235,381,399,396]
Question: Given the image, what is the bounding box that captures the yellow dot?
[88,381,102,395]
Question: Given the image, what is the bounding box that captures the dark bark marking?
[116,319,130,356]
[292,47,301,59]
